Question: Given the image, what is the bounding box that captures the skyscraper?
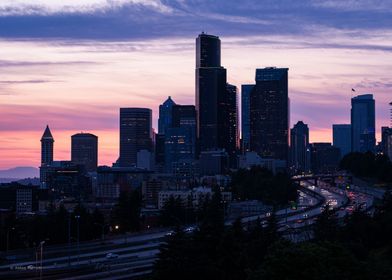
[241,84,254,152]
[351,94,375,153]
[165,105,196,173]
[333,124,351,157]
[250,67,289,161]
[40,125,54,188]
[290,121,310,172]
[195,33,229,154]
[119,108,152,167]
[71,133,98,172]
[41,125,54,166]
[172,105,197,129]
[225,83,239,164]
[158,96,176,134]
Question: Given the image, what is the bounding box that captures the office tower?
[290,121,310,172]
[119,108,152,167]
[165,127,195,173]
[310,143,341,174]
[155,134,165,171]
[41,125,54,166]
[225,83,239,165]
[250,67,289,161]
[165,105,197,173]
[158,96,176,134]
[172,105,197,129]
[351,94,376,153]
[382,127,392,159]
[40,125,54,188]
[71,133,98,172]
[333,124,352,157]
[195,33,232,154]
[241,84,254,152]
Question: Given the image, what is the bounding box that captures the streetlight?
[39,240,45,280]
[67,211,72,267]
[6,227,15,253]
[75,215,81,264]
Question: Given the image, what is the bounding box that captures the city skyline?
[0,1,391,169]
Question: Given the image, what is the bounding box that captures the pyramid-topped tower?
[41,125,54,166]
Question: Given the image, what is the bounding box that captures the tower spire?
[41,125,54,140]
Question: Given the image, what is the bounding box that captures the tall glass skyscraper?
[225,83,239,164]
[195,33,237,162]
[241,84,254,152]
[158,96,176,134]
[165,105,197,173]
[332,124,351,157]
[351,94,375,153]
[290,121,310,172]
[119,108,152,167]
[249,67,289,161]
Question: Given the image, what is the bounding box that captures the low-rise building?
[95,166,151,201]
[158,187,232,210]
[238,152,286,173]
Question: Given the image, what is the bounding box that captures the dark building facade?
[158,96,176,134]
[41,125,54,165]
[241,84,254,152]
[44,161,91,199]
[351,94,375,153]
[199,150,228,176]
[71,133,98,172]
[195,33,238,165]
[96,166,151,200]
[119,108,152,167]
[0,183,41,214]
[155,134,166,171]
[382,126,392,159]
[40,125,54,188]
[290,121,310,172]
[332,124,351,158]
[165,105,197,173]
[225,83,239,165]
[310,143,341,174]
[250,67,289,161]
[172,105,197,129]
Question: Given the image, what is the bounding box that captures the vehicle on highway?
[184,226,196,233]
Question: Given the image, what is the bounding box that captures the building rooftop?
[71,132,98,138]
[352,94,373,100]
[41,125,54,140]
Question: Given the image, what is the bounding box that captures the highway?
[0,175,384,279]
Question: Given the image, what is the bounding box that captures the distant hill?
[0,166,39,179]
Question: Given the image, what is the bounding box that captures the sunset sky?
[0,0,391,169]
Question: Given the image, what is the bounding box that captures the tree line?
[152,191,392,280]
[230,166,298,205]
[340,152,392,183]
